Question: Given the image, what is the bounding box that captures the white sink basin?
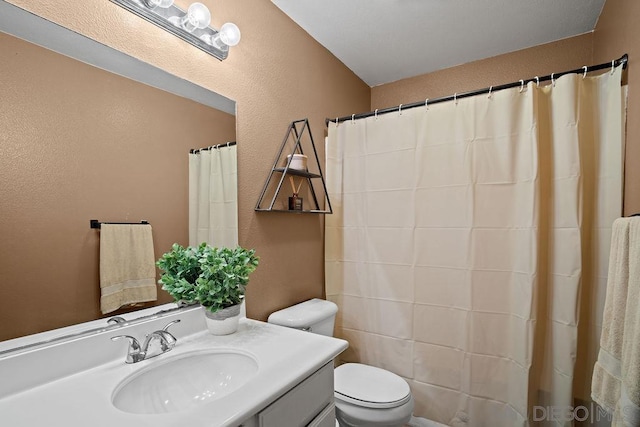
[112,349,259,414]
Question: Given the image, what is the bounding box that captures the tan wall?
[593,0,640,216]
[2,0,370,334]
[372,34,594,108]
[0,32,236,341]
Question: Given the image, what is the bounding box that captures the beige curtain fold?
[189,145,238,248]
[326,68,624,426]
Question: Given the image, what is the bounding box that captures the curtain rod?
[326,54,628,126]
[190,141,236,154]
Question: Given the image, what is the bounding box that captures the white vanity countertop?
[0,311,348,427]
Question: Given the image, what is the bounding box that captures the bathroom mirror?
[0,1,237,343]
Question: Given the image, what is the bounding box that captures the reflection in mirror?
[0,1,237,345]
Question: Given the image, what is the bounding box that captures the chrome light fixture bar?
[109,0,241,61]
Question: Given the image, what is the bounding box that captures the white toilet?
[268,298,415,427]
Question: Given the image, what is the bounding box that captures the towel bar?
[90,220,149,229]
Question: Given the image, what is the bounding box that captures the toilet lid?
[334,363,411,409]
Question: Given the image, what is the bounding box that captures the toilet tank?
[267,298,338,337]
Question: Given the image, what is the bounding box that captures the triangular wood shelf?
[255,119,332,214]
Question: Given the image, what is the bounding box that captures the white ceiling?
[271,0,607,87]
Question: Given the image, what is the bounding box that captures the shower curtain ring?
[551,73,556,87]
[488,86,493,98]
[454,93,457,104]
[336,117,339,127]
[425,99,429,111]
[534,76,540,87]
[399,104,403,115]
[582,66,588,78]
[611,60,615,75]
[519,80,525,93]
[374,109,378,120]
[351,114,355,124]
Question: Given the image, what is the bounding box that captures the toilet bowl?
[268,299,414,427]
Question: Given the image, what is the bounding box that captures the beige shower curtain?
[325,68,624,426]
[189,144,238,248]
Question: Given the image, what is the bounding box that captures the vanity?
[0,304,348,426]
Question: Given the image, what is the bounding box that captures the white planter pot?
[203,304,241,335]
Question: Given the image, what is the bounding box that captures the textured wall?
[3,0,371,332]
[372,34,594,109]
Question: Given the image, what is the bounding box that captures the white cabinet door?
[307,402,336,427]
[259,362,333,427]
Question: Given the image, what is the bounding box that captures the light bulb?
[218,23,241,47]
[145,0,174,8]
[201,22,241,50]
[179,2,211,32]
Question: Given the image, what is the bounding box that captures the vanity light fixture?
[109,0,241,61]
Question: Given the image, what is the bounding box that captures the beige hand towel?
[592,217,640,426]
[99,224,157,314]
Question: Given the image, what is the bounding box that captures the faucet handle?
[107,316,126,325]
[162,319,181,332]
[111,335,144,364]
[161,319,180,343]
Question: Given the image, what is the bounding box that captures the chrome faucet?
[111,319,181,364]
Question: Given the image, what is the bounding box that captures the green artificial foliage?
[156,243,202,303]
[157,243,259,313]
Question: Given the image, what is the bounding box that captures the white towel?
[99,224,157,314]
[592,217,640,426]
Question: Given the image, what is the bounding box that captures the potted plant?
[156,243,202,305]
[157,243,259,335]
